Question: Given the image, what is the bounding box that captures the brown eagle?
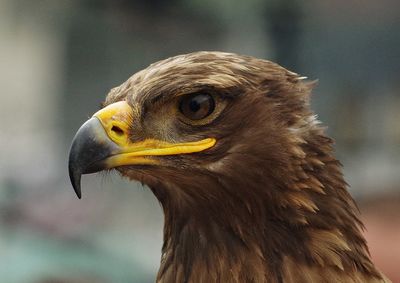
[68,52,390,283]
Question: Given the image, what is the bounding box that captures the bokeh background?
[0,0,399,282]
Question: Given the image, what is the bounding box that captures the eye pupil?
[179,93,215,120]
[189,100,201,112]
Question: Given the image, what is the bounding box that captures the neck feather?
[151,128,383,283]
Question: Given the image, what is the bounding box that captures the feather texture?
[102,52,390,282]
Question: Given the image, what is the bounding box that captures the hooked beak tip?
[68,165,82,199]
[68,117,115,199]
[74,183,82,199]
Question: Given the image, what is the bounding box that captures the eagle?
[68,51,390,283]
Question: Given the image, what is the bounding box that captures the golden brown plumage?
[68,51,390,282]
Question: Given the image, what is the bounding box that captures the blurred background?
[0,0,399,282]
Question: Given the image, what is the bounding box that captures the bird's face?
[69,52,306,201]
[68,53,384,283]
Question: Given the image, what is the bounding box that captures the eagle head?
[68,52,387,283]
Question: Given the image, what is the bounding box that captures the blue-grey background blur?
[1,0,399,282]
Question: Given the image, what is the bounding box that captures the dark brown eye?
[179,93,215,120]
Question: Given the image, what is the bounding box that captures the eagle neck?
[150,128,383,282]
[156,198,277,283]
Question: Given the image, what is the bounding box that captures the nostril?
[111,125,124,136]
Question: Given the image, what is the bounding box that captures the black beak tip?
[75,187,82,199]
[69,166,82,199]
[68,117,115,199]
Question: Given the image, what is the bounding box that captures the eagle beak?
[68,101,216,199]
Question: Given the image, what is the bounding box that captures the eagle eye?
[179,93,215,120]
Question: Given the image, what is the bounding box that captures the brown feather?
[104,52,390,282]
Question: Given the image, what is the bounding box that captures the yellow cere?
[93,101,133,146]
